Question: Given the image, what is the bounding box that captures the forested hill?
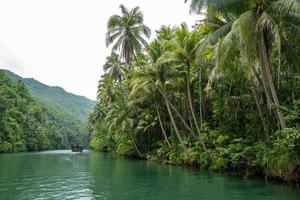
[0,70,90,152]
[4,70,96,123]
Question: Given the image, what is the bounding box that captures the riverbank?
[91,127,300,185]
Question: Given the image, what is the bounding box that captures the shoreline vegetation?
[88,1,300,185]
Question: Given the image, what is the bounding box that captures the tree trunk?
[166,96,197,137]
[162,89,186,149]
[199,69,203,125]
[155,103,171,148]
[259,32,286,129]
[250,65,273,114]
[187,77,208,153]
[128,132,143,158]
[251,82,269,140]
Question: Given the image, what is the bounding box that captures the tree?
[158,23,208,151]
[106,4,151,64]
[103,52,125,82]
[105,84,144,158]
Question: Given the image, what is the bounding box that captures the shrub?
[263,128,300,183]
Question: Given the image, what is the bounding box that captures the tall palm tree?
[129,72,172,148]
[158,23,208,151]
[129,37,188,148]
[147,40,186,148]
[106,4,151,64]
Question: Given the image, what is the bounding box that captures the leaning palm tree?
[158,24,208,151]
[147,39,187,148]
[129,38,187,149]
[106,4,151,64]
[129,66,172,148]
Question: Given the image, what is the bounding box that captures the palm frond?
[197,21,233,58]
[239,10,257,65]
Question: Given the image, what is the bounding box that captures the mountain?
[0,70,90,152]
[1,69,96,150]
[4,70,96,123]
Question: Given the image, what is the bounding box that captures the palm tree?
[129,72,172,148]
[89,102,107,125]
[156,25,176,41]
[103,53,125,82]
[97,75,114,104]
[158,23,208,151]
[186,0,300,129]
[106,4,151,64]
[147,39,186,148]
[105,90,144,158]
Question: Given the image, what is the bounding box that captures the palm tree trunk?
[155,103,171,148]
[188,104,194,131]
[199,69,203,125]
[166,96,197,137]
[251,81,269,140]
[187,77,208,153]
[260,58,282,126]
[259,33,286,129]
[128,132,143,158]
[162,89,186,149]
[251,65,273,114]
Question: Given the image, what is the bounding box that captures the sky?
[0,0,200,100]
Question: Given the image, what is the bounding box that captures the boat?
[71,144,83,152]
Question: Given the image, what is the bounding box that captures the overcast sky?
[0,0,200,100]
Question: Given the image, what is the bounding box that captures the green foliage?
[0,141,13,153]
[261,128,300,182]
[280,100,300,127]
[90,122,114,152]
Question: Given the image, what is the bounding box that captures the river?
[0,150,299,200]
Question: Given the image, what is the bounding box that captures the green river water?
[0,150,299,200]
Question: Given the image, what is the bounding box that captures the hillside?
[0,70,89,152]
[0,69,96,150]
[4,70,96,123]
